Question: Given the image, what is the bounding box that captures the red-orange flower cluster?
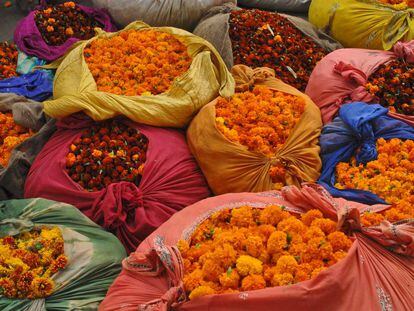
[0,42,18,80]
[84,29,192,96]
[179,205,352,300]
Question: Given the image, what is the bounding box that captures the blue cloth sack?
[318,102,414,205]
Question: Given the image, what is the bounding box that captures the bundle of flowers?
[65,119,148,192]
[378,0,414,8]
[35,2,102,46]
[84,29,192,96]
[215,85,306,189]
[0,112,34,168]
[0,226,68,299]
[178,204,352,300]
[365,59,413,115]
[0,42,18,80]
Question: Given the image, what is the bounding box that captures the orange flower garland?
[0,112,35,167]
[335,138,414,225]
[215,85,306,188]
[84,29,192,96]
[0,226,68,299]
[179,205,352,300]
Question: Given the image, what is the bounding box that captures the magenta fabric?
[99,185,413,311]
[24,114,211,253]
[14,4,117,62]
[305,40,414,126]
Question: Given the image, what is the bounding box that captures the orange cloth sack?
[187,65,322,194]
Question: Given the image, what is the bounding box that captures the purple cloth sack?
[14,2,116,62]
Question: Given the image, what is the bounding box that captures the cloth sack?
[309,0,414,50]
[0,198,126,310]
[306,40,414,126]
[187,65,322,195]
[318,102,414,205]
[14,0,116,62]
[99,184,413,311]
[91,0,236,31]
[0,93,55,200]
[24,114,211,253]
[42,21,234,128]
[193,4,342,70]
[238,0,310,12]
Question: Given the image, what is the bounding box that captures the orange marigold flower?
[241,274,266,291]
[244,235,264,258]
[267,231,287,254]
[183,269,203,292]
[256,224,276,243]
[303,226,325,243]
[65,27,74,36]
[327,232,352,252]
[276,255,298,274]
[272,272,294,286]
[188,285,215,300]
[277,216,306,235]
[230,205,255,227]
[202,259,225,282]
[259,205,290,226]
[46,26,54,32]
[301,209,324,227]
[31,277,54,298]
[236,255,263,276]
[310,267,327,279]
[219,268,240,289]
[310,218,337,235]
[0,277,16,298]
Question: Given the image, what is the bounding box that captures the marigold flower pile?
[0,112,34,167]
[66,120,148,192]
[0,42,18,80]
[178,205,352,300]
[378,0,414,8]
[0,226,68,299]
[366,59,414,115]
[35,2,102,46]
[84,29,192,96]
[215,85,306,188]
[229,9,328,91]
[335,138,414,225]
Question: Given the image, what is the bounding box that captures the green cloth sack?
[0,198,126,310]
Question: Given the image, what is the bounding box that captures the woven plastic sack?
[0,198,126,310]
[14,0,116,62]
[99,184,414,311]
[0,93,55,200]
[24,114,211,253]
[306,40,414,126]
[193,4,343,70]
[91,0,236,31]
[309,0,414,50]
[238,0,310,12]
[187,65,322,195]
[318,102,414,205]
[42,21,234,128]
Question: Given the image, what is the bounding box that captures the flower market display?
[42,21,234,127]
[237,0,310,12]
[0,42,18,80]
[65,119,148,192]
[0,226,67,299]
[100,188,414,310]
[83,29,192,96]
[194,5,341,92]
[179,205,352,299]
[188,65,322,194]
[34,1,102,46]
[306,41,414,126]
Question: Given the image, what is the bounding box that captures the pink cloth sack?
[24,114,211,253]
[99,184,414,311]
[305,40,414,126]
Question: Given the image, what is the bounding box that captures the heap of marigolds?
[35,1,101,46]
[216,85,305,189]
[378,0,414,8]
[0,226,68,299]
[0,42,18,80]
[229,9,327,91]
[336,138,414,226]
[178,205,352,300]
[84,29,192,96]
[66,120,148,192]
[0,112,35,167]
[366,58,414,115]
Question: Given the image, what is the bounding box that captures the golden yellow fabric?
[43,21,234,127]
[187,65,322,195]
[309,0,414,50]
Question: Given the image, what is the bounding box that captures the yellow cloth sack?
[309,0,414,50]
[43,21,234,127]
[187,65,322,195]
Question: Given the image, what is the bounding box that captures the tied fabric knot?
[356,137,377,164]
[231,65,275,92]
[122,249,163,277]
[392,40,414,63]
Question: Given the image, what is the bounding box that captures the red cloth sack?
[305,40,414,126]
[99,185,413,311]
[24,114,211,253]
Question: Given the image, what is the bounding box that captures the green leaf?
[195,243,201,249]
[226,267,233,276]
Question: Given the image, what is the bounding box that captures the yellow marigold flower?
[276,255,298,274]
[267,231,287,254]
[272,272,294,286]
[259,205,290,226]
[230,205,255,227]
[236,255,263,276]
[219,268,240,289]
[188,285,216,300]
[301,209,323,227]
[327,232,352,252]
[183,268,203,292]
[310,218,337,235]
[241,274,266,291]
